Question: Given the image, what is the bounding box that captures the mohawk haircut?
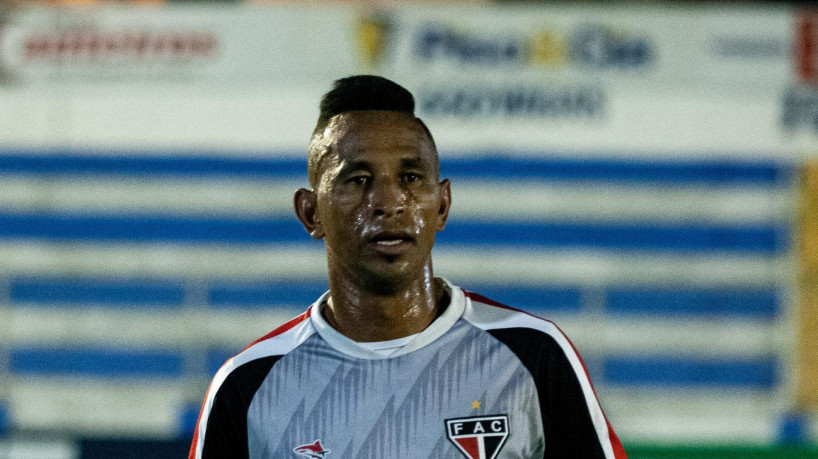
[307,75,436,186]
[313,75,416,135]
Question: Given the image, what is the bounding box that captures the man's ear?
[436,178,451,231]
[294,188,324,239]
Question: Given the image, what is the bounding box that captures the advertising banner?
[0,5,813,156]
[0,6,797,89]
[0,5,358,84]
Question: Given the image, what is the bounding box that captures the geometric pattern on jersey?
[249,321,540,458]
[190,278,627,459]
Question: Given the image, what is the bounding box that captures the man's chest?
[246,337,544,458]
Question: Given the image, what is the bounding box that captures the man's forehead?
[309,110,438,185]
[323,110,433,151]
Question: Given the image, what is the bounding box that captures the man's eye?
[348,176,369,185]
[404,173,421,183]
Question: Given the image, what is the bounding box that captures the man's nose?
[368,178,406,217]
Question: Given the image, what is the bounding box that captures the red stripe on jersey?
[607,419,628,459]
[188,379,214,459]
[240,306,312,353]
[464,290,628,458]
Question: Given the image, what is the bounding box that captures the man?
[189,75,627,459]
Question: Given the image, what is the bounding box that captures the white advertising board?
[0,5,797,89]
[0,4,814,157]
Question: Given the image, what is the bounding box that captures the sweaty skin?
[294,111,452,342]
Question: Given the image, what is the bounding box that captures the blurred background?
[0,0,816,458]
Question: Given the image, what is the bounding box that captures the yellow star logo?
[471,400,481,409]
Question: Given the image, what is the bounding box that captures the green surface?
[624,445,818,459]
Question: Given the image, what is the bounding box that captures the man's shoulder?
[242,308,314,354]
[460,289,563,339]
[214,307,315,382]
[460,288,593,386]
[458,287,588,363]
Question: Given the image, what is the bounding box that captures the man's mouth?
[375,239,403,246]
[368,231,414,254]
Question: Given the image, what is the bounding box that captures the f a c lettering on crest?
[445,414,509,459]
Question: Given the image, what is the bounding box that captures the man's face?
[300,110,450,292]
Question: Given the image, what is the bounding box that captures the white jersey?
[190,279,627,459]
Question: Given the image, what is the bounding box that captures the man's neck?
[322,272,446,342]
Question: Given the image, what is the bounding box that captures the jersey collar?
[309,277,466,360]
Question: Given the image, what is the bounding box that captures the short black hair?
[313,75,416,135]
[308,75,436,186]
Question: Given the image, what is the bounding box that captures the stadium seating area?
[0,152,798,444]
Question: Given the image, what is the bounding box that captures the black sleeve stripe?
[488,328,606,459]
[202,356,282,459]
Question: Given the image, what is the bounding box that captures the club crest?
[445,415,509,459]
[293,439,330,458]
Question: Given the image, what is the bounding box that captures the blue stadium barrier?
[11,348,185,378]
[0,404,8,437]
[0,150,791,185]
[443,155,789,185]
[178,403,201,437]
[11,278,186,307]
[0,213,787,253]
[209,281,328,308]
[603,355,779,388]
[440,221,786,253]
[606,287,781,319]
[0,152,306,178]
[0,213,306,243]
[779,412,810,444]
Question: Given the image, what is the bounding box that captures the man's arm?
[189,356,281,459]
[488,327,627,459]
